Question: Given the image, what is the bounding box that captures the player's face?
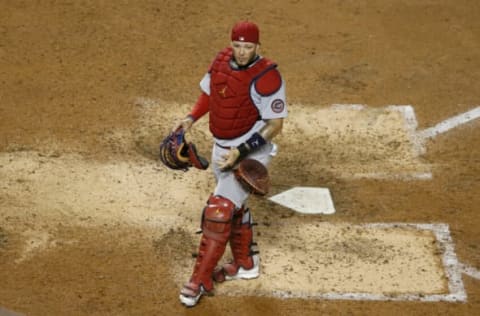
[231,41,258,66]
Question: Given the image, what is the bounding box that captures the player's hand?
[172,116,194,132]
[216,148,240,171]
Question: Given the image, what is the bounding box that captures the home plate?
[269,187,336,214]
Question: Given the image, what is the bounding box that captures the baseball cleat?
[225,254,260,280]
[179,283,206,307]
[213,254,260,282]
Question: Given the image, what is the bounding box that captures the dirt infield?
[1,1,479,315]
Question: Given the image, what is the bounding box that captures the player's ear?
[255,44,261,55]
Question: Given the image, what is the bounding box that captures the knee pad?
[202,195,235,241]
[232,206,254,231]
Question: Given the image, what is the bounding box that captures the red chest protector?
[208,47,277,139]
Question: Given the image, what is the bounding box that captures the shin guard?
[213,207,259,282]
[183,195,235,294]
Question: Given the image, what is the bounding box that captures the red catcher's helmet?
[231,21,260,44]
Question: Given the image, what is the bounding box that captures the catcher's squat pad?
[175,223,449,299]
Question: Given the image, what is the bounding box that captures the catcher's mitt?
[159,128,209,171]
[234,158,270,195]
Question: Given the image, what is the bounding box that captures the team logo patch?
[218,86,227,98]
[271,99,285,113]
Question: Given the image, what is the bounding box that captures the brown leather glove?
[234,158,270,195]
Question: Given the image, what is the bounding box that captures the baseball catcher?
[170,21,287,307]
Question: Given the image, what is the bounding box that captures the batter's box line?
[266,223,466,303]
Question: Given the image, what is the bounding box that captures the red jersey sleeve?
[189,92,209,121]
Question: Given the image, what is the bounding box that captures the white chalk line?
[418,106,480,139]
[387,105,427,156]
[459,263,480,280]
[351,172,432,181]
[263,223,466,303]
[331,103,366,110]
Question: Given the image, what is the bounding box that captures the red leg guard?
[184,196,235,293]
[229,208,257,269]
[213,207,259,282]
